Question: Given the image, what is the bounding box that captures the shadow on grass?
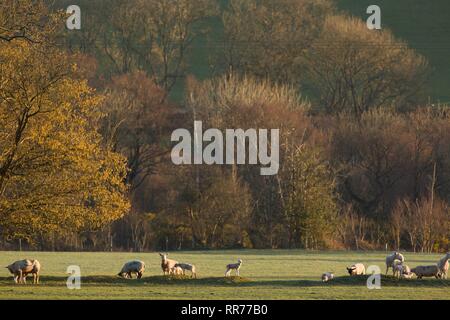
[251,276,450,289]
[0,275,251,287]
[0,275,448,288]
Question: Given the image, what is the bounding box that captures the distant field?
[0,250,448,300]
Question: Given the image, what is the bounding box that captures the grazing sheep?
[346,263,365,276]
[225,259,243,277]
[411,265,440,279]
[321,272,334,282]
[6,259,41,284]
[159,253,178,276]
[385,251,405,275]
[174,263,197,278]
[437,253,450,279]
[117,260,145,279]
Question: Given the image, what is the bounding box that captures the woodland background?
[0,0,449,252]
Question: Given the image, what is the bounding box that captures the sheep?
[401,272,414,279]
[225,259,243,277]
[170,266,183,276]
[117,260,145,279]
[321,272,334,282]
[402,264,411,275]
[393,262,403,279]
[346,263,365,276]
[174,263,197,278]
[22,259,41,284]
[437,252,450,279]
[159,253,178,276]
[6,259,41,284]
[385,251,405,275]
[410,265,441,279]
[393,261,411,279]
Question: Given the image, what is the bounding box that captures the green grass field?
[0,250,448,300]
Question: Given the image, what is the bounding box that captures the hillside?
[181,0,450,103]
[338,0,450,103]
[54,1,450,103]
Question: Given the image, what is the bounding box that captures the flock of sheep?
[322,251,450,282]
[4,253,243,284]
[117,253,203,279]
[4,251,449,285]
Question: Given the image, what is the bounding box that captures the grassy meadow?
[0,250,448,300]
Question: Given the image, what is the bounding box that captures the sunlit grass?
[0,250,448,300]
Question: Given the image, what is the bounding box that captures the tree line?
[0,0,448,252]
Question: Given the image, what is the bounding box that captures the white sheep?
[6,259,41,284]
[117,260,145,279]
[225,259,243,277]
[401,272,413,279]
[170,265,183,276]
[393,261,411,279]
[321,272,334,282]
[174,263,197,278]
[393,262,403,279]
[411,265,441,279]
[385,251,404,275]
[437,252,450,279]
[159,253,178,276]
[346,263,365,276]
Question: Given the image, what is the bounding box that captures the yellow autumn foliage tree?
[0,2,130,242]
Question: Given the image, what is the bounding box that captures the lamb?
[437,252,450,279]
[159,253,178,276]
[170,266,183,276]
[402,264,411,275]
[411,265,441,279]
[117,260,145,279]
[225,259,243,277]
[174,263,197,278]
[321,272,334,282]
[6,259,41,284]
[393,261,411,279]
[346,263,365,276]
[385,251,405,275]
[401,272,414,279]
[393,262,403,279]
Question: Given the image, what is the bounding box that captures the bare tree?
[306,15,428,116]
[96,0,217,94]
